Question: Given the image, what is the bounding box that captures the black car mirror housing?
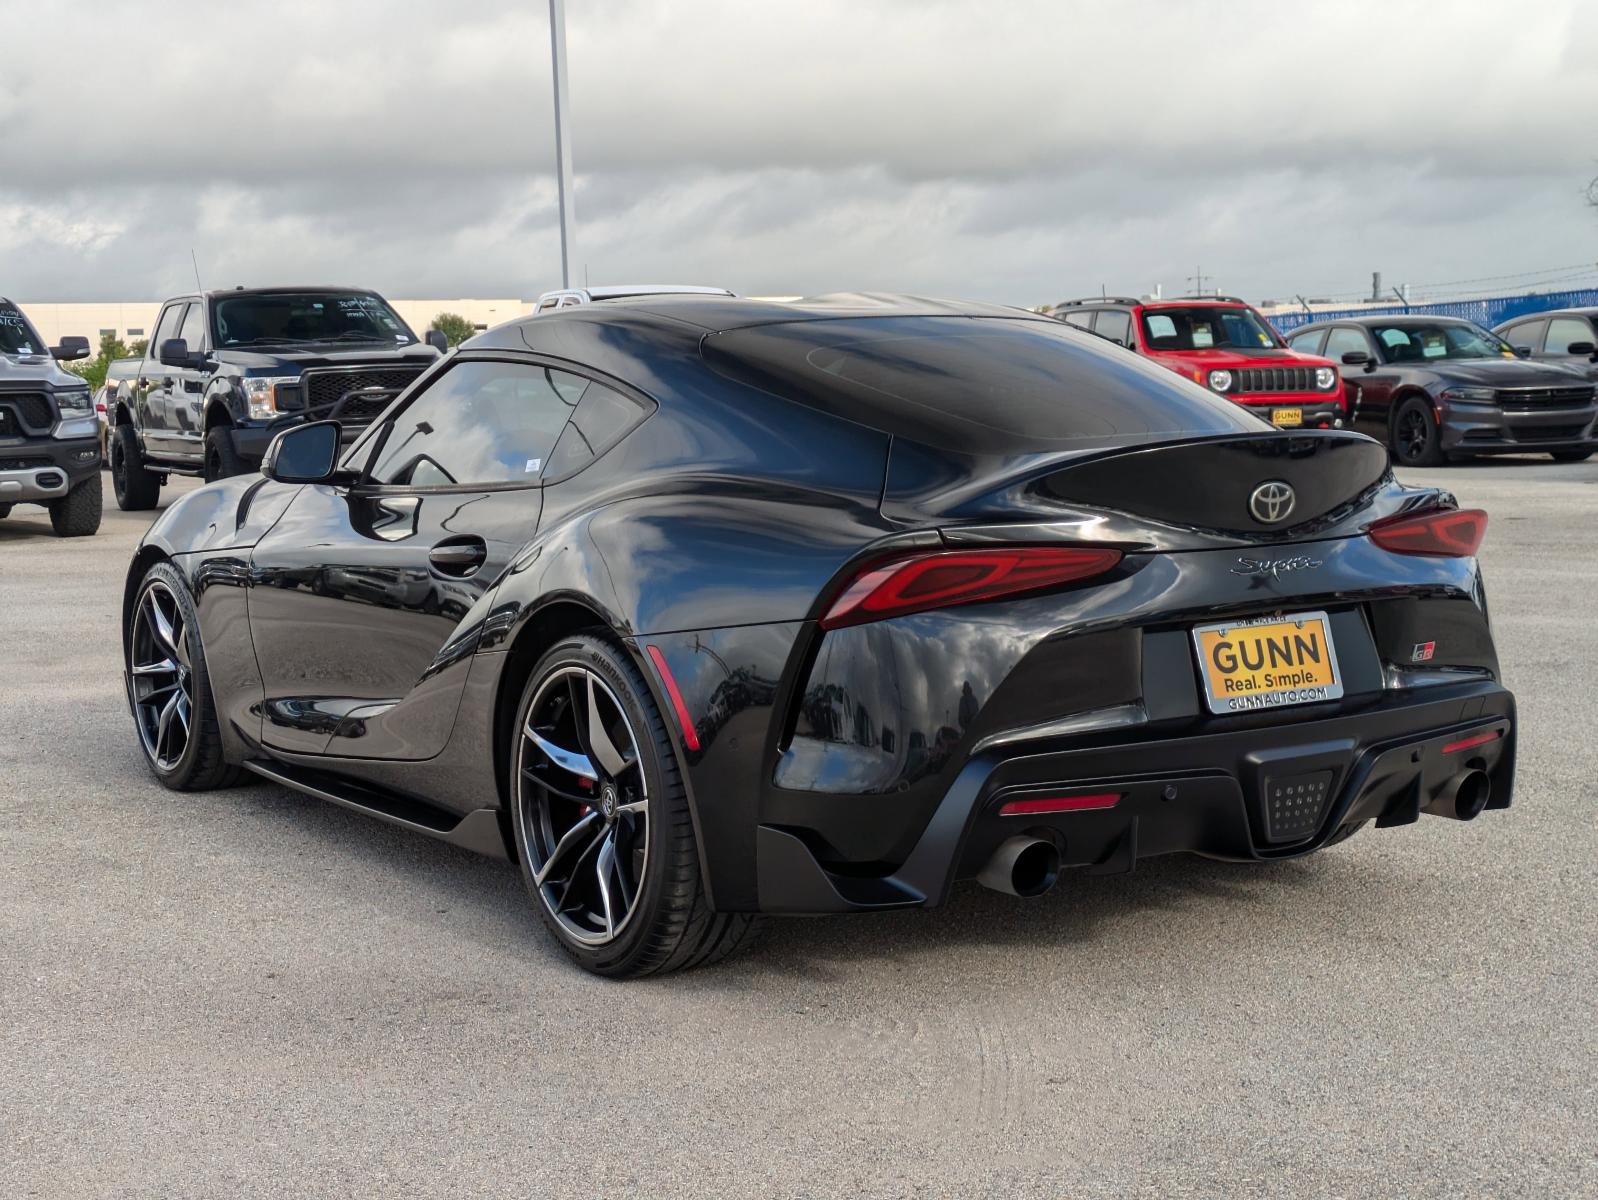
[50,335,91,362]
[1512,345,1532,359]
[1563,340,1596,356]
[425,329,451,354]
[1340,350,1371,368]
[262,421,346,485]
[158,338,207,369]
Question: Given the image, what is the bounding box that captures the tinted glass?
[545,380,653,479]
[177,302,206,350]
[1094,310,1132,346]
[0,301,43,356]
[1141,306,1279,350]
[1369,322,1513,362]
[1323,327,1369,359]
[1288,329,1325,354]
[371,360,581,487]
[212,291,415,348]
[703,316,1265,455]
[1060,310,1094,329]
[149,304,184,357]
[1545,317,1593,354]
[1499,319,1544,352]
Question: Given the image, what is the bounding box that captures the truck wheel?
[48,473,103,537]
[111,424,161,511]
[204,427,250,482]
[1391,397,1446,468]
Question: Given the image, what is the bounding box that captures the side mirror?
[262,421,343,484]
[1564,341,1595,356]
[159,338,204,368]
[1513,345,1532,359]
[1340,350,1371,367]
[425,329,450,354]
[50,335,91,362]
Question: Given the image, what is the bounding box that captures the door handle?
[428,538,487,577]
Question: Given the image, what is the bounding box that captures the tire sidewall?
[1391,397,1441,466]
[510,635,684,975]
[131,563,211,786]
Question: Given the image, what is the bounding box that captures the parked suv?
[1049,295,1345,429]
[1288,315,1596,465]
[0,298,100,536]
[1492,308,1598,379]
[109,286,446,508]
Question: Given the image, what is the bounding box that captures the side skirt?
[242,759,511,860]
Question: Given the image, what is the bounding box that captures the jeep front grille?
[1234,366,1317,395]
[297,366,426,427]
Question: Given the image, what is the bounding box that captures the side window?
[1323,327,1370,360]
[1060,310,1094,329]
[177,302,206,351]
[1544,317,1591,354]
[149,304,184,359]
[1093,310,1132,347]
[371,360,583,488]
[544,379,654,480]
[1288,329,1325,355]
[1502,319,1545,353]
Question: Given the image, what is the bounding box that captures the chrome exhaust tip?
[977,836,1061,898]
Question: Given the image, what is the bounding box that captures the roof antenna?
[190,248,204,292]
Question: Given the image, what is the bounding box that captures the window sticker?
[525,457,542,474]
[1192,326,1215,347]
[1147,314,1176,339]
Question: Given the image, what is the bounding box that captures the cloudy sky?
[4,0,1597,307]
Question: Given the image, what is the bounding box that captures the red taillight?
[999,792,1122,817]
[1442,728,1503,754]
[819,546,1123,630]
[1368,508,1488,557]
[644,644,701,752]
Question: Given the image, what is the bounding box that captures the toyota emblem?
[1248,480,1296,525]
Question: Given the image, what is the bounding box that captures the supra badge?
[1232,555,1323,579]
[1249,480,1296,525]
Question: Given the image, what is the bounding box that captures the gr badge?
[1412,641,1436,662]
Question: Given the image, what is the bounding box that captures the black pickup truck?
[0,298,100,536]
[109,286,446,508]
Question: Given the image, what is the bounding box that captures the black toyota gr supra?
[122,294,1516,976]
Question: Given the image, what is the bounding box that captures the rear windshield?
[702,316,1266,454]
[211,292,416,348]
[1140,306,1281,351]
[0,302,44,357]
[1369,322,1514,362]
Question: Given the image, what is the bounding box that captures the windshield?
[211,292,415,348]
[1140,306,1281,351]
[1369,322,1515,362]
[0,302,45,356]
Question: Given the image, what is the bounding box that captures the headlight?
[1440,386,1496,403]
[1315,367,1338,390]
[55,388,91,413]
[243,376,298,420]
[1208,369,1234,392]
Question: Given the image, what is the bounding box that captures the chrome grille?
[1235,366,1317,395]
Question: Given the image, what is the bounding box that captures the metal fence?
[1264,287,1598,335]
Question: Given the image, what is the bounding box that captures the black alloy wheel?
[511,635,758,976]
[1392,396,1445,467]
[128,563,238,789]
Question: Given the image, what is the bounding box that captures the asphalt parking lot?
[2,461,1594,1198]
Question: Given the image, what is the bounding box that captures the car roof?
[1498,307,1598,320]
[1297,314,1479,331]
[487,292,1040,340]
[200,285,385,300]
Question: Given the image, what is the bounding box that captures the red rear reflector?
[999,792,1122,816]
[1368,508,1488,557]
[1442,728,1503,754]
[821,546,1123,629]
[644,644,701,752]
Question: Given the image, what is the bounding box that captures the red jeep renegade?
[1050,295,1345,429]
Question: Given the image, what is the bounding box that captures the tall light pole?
[548,0,577,288]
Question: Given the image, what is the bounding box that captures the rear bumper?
[1234,396,1344,428]
[0,436,101,503]
[754,680,1515,913]
[1440,404,1598,453]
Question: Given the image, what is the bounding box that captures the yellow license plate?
[1271,408,1303,427]
[1191,611,1343,714]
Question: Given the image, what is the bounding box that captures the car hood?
[0,352,82,386]
[1412,358,1592,387]
[212,344,439,373]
